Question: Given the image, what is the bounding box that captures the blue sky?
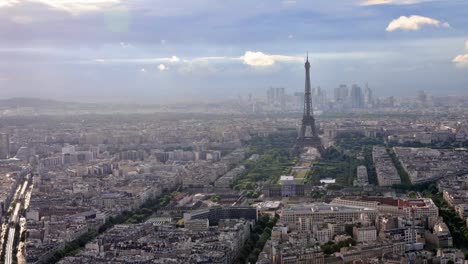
[0,0,467,102]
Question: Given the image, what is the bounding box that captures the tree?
[210,195,221,202]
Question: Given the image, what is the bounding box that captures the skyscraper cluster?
[312,87,327,109]
[334,84,374,109]
[266,87,286,110]
[262,83,376,113]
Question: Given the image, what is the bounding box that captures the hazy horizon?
[0,0,467,103]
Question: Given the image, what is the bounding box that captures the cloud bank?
[240,51,302,67]
[0,0,120,14]
[93,52,304,68]
[386,15,450,31]
[360,0,431,6]
[453,54,468,68]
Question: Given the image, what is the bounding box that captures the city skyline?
[1,2,468,263]
[0,0,467,102]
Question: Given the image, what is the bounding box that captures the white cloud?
[240,51,302,67]
[453,54,468,68]
[92,51,386,69]
[360,0,430,6]
[167,56,180,63]
[386,15,450,32]
[0,0,18,8]
[158,64,167,71]
[0,0,120,14]
[465,41,468,50]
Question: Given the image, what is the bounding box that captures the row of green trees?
[362,145,378,185]
[247,132,297,156]
[233,133,297,191]
[234,149,296,190]
[234,214,278,264]
[306,133,384,188]
[396,182,468,250]
[0,223,22,263]
[320,238,357,255]
[388,140,468,149]
[391,171,468,252]
[392,181,437,194]
[386,147,412,186]
[334,133,384,153]
[47,187,179,263]
[307,147,360,187]
[428,190,468,249]
[436,198,468,249]
[334,133,384,186]
[46,231,98,263]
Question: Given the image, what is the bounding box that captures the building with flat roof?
[184,206,258,224]
[330,197,438,219]
[353,226,377,242]
[185,219,209,233]
[280,175,296,197]
[373,146,401,186]
[354,165,369,187]
[281,203,378,231]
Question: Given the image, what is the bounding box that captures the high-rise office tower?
[364,83,373,107]
[312,86,327,109]
[334,84,349,102]
[294,92,305,112]
[267,87,274,105]
[267,87,286,110]
[418,90,428,106]
[0,133,10,159]
[351,84,364,108]
[277,87,285,110]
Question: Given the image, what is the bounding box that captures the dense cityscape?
[0,56,467,264]
[1,0,468,264]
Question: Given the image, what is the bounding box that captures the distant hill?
[0,97,70,108]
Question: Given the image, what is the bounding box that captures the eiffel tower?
[293,55,324,155]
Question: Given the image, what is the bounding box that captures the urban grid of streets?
[0,93,467,263]
[1,178,31,264]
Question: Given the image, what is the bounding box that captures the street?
[1,178,31,264]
